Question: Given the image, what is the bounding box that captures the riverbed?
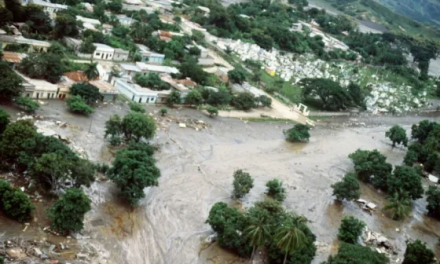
[1,102,440,264]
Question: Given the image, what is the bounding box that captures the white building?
[114,48,130,61]
[136,62,179,75]
[16,72,59,100]
[119,63,142,77]
[180,18,207,35]
[27,0,67,17]
[116,15,136,26]
[114,78,169,104]
[76,16,101,27]
[93,43,115,60]
[136,44,165,64]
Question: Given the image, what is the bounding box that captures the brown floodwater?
[1,101,440,264]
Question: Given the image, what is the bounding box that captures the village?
[1,0,440,263]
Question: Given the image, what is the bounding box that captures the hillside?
[375,0,440,27]
[317,0,440,40]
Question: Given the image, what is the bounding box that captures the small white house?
[114,78,170,104]
[136,62,179,75]
[114,48,130,61]
[28,0,67,17]
[93,43,115,60]
[136,44,165,64]
[116,15,136,26]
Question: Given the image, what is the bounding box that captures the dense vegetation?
[284,124,311,142]
[337,216,365,244]
[206,199,316,263]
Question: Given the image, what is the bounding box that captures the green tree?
[18,53,64,83]
[382,191,412,220]
[206,106,218,117]
[411,120,435,143]
[228,68,247,84]
[105,114,122,139]
[0,109,10,134]
[403,150,419,166]
[66,96,94,115]
[48,188,91,234]
[84,62,100,81]
[0,7,13,27]
[426,186,440,219]
[232,92,255,110]
[245,211,271,261]
[133,73,170,90]
[31,153,70,192]
[323,243,388,264]
[121,112,156,142]
[348,149,392,186]
[0,120,36,161]
[402,240,436,264]
[168,90,181,106]
[275,216,307,264]
[284,124,310,142]
[15,97,40,113]
[256,95,272,107]
[179,57,209,85]
[108,148,161,206]
[106,0,123,13]
[22,5,52,35]
[300,78,352,111]
[232,169,254,199]
[387,166,424,200]
[207,88,232,106]
[331,173,360,201]
[129,102,145,113]
[0,62,23,101]
[54,14,80,39]
[265,179,287,202]
[4,0,22,21]
[337,216,365,244]
[2,187,34,222]
[80,36,96,54]
[160,107,168,116]
[386,125,408,147]
[185,90,204,106]
[70,83,101,104]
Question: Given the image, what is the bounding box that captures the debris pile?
[0,237,109,264]
[362,227,400,263]
[154,113,210,132]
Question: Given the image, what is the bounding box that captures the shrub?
[228,68,247,84]
[66,96,94,115]
[402,240,436,264]
[385,125,408,147]
[331,173,360,201]
[15,97,40,112]
[121,112,156,142]
[160,107,168,116]
[2,188,34,222]
[265,179,286,202]
[129,102,145,113]
[0,109,10,134]
[48,188,91,234]
[232,92,256,110]
[256,95,272,107]
[323,243,388,264]
[206,106,218,117]
[232,169,254,199]
[337,216,365,244]
[284,124,310,142]
[168,90,181,106]
[426,186,440,219]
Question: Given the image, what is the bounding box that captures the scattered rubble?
[154,113,211,132]
[362,227,399,263]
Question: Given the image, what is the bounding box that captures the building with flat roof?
[136,62,179,75]
[29,0,67,17]
[15,71,59,100]
[0,35,51,52]
[136,44,165,64]
[114,78,170,104]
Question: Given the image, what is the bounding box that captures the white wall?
[115,80,158,104]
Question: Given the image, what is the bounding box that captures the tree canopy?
[331,173,360,201]
[66,96,94,115]
[0,62,23,101]
[402,240,436,264]
[323,242,388,264]
[284,124,311,143]
[121,112,156,142]
[337,216,365,244]
[70,82,101,103]
[18,53,65,83]
[300,78,354,111]
[386,125,408,147]
[232,169,254,199]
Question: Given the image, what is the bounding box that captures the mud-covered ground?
[1,101,440,264]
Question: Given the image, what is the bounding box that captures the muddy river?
[1,101,440,264]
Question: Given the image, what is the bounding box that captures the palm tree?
[275,215,307,264]
[245,214,271,263]
[84,62,99,81]
[383,190,412,220]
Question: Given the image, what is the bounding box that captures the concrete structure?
[114,78,169,104]
[180,18,207,35]
[0,35,50,52]
[136,62,179,75]
[136,44,165,64]
[157,30,184,42]
[119,63,142,77]
[195,44,215,66]
[28,0,67,17]
[114,48,130,61]
[92,43,114,60]
[76,16,101,27]
[161,76,189,96]
[16,72,59,100]
[2,52,27,68]
[64,37,82,52]
[122,4,155,13]
[89,80,118,101]
[116,15,136,26]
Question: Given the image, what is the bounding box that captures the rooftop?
[93,43,114,52]
[136,62,179,74]
[114,48,130,54]
[64,71,90,82]
[15,71,58,91]
[76,16,101,25]
[197,6,210,12]
[119,63,142,72]
[2,52,27,63]
[31,0,68,9]
[89,80,118,94]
